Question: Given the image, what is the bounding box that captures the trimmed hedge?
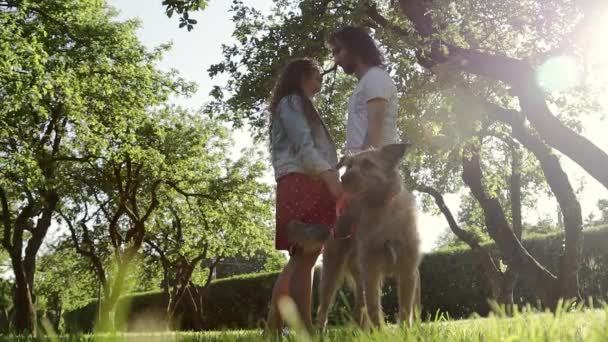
[64,225,608,332]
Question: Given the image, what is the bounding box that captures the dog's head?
[337,143,410,202]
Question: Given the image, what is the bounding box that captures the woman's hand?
[319,169,343,199]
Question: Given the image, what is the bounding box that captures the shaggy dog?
[316,143,422,329]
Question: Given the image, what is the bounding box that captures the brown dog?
[316,143,421,329]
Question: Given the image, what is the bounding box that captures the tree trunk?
[498,277,516,308]
[510,146,523,240]
[3,191,58,336]
[461,148,561,308]
[481,102,583,303]
[96,249,136,332]
[166,256,216,330]
[186,286,205,330]
[516,84,608,191]
[12,260,36,336]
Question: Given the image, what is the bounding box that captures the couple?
[267,26,400,334]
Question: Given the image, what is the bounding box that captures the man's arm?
[363,98,388,149]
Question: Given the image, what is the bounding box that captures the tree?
[57,106,273,330]
[35,245,99,333]
[56,107,202,331]
[596,200,608,225]
[141,112,274,328]
[0,0,192,334]
[417,133,543,309]
[395,0,608,191]
[203,0,594,309]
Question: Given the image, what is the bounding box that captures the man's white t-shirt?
[345,66,399,154]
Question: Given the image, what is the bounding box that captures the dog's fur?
[317,144,422,329]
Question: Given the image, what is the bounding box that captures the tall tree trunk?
[461,147,561,308]
[12,259,36,335]
[497,268,517,314]
[96,248,136,332]
[1,190,58,336]
[481,102,583,303]
[501,144,523,312]
[166,255,217,329]
[510,146,523,240]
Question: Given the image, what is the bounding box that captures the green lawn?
[2,307,607,341]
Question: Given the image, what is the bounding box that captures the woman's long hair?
[269,58,320,144]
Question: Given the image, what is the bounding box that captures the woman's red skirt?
[275,173,337,252]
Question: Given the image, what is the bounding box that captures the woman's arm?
[279,96,342,198]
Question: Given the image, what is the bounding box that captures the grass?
[2,305,608,341]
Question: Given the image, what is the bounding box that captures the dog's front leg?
[413,268,421,321]
[316,240,349,330]
[348,260,367,329]
[397,263,419,328]
[360,258,383,329]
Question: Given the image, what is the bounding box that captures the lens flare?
[536,55,582,93]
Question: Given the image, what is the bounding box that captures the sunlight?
[587,15,608,113]
[588,13,608,66]
[536,55,582,93]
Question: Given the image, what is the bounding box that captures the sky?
[104,0,608,253]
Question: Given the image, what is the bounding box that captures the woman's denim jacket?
[271,95,338,180]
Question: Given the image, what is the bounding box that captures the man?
[328,26,399,153]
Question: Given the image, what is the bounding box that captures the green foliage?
[162,0,207,31]
[522,218,561,238]
[63,226,608,332]
[35,247,98,314]
[206,0,364,138]
[143,109,274,268]
[1,0,195,333]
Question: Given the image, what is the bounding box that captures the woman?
[266,58,342,335]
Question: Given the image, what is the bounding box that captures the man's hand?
[363,98,388,149]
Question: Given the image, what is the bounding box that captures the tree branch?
[417,185,507,291]
[58,208,107,285]
[166,181,214,200]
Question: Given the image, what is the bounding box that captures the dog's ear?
[380,143,410,169]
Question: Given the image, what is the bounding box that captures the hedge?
[63,225,608,332]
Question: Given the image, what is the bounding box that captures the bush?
[64,225,608,332]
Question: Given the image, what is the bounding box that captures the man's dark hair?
[329,26,383,66]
